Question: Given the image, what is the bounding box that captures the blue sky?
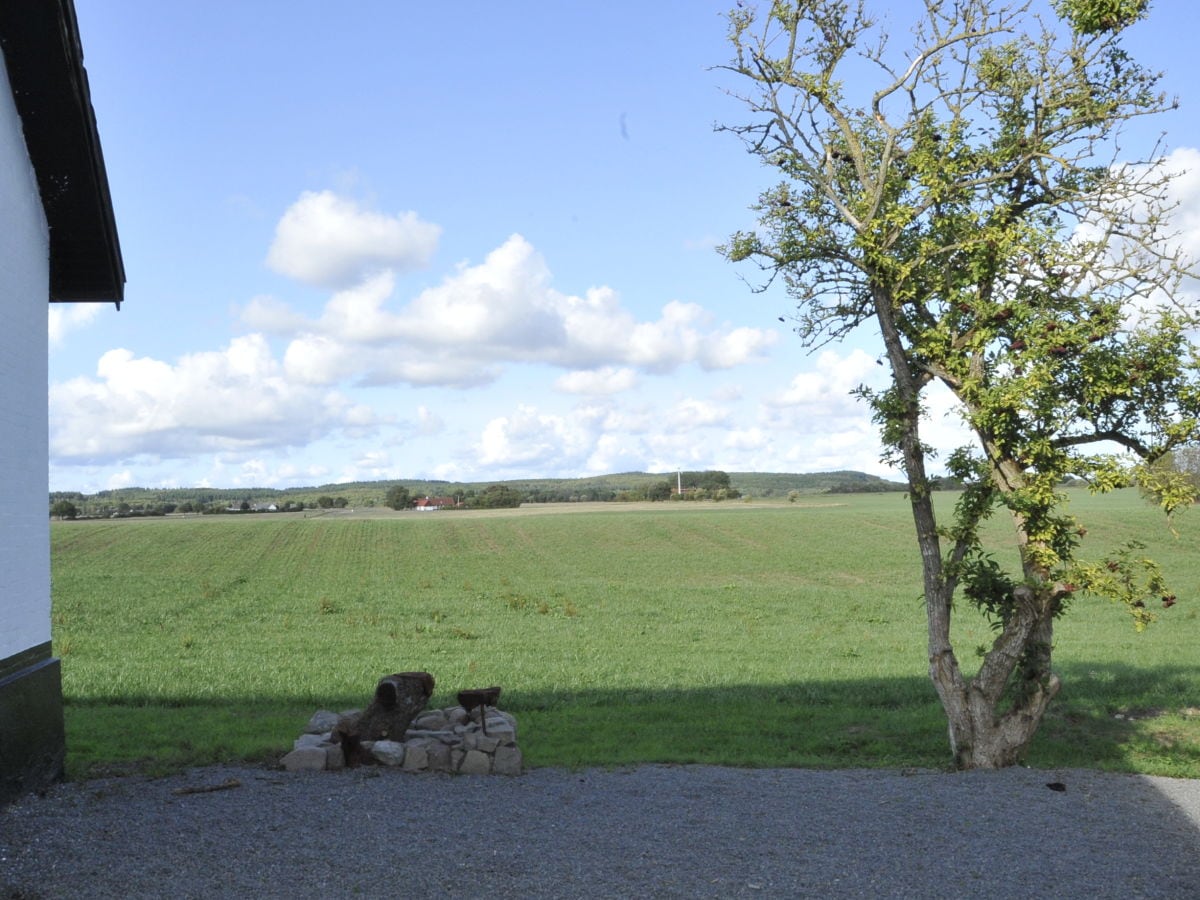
[48,1,1200,493]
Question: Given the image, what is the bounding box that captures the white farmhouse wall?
[0,48,51,663]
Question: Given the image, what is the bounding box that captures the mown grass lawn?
[51,490,1200,779]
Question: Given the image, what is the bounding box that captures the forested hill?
[50,470,906,517]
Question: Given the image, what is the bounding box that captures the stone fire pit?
[280,674,522,776]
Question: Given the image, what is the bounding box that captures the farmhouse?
[0,0,124,802]
[415,496,458,511]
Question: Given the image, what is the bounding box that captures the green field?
[51,491,1200,779]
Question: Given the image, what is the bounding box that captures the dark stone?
[333,672,434,766]
[457,686,502,734]
[0,643,66,806]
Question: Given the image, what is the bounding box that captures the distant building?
[0,0,124,803]
[414,496,457,511]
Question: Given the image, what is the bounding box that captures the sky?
[46,1,1200,494]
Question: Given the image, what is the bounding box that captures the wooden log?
[334,671,435,765]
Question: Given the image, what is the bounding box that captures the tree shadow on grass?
[1033,660,1200,776]
[61,660,1200,779]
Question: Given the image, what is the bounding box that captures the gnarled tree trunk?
[901,389,1061,768]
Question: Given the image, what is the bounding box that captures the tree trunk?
[931,586,1062,769]
[937,669,1061,769]
[872,284,1063,768]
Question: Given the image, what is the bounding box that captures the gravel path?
[3,763,1199,898]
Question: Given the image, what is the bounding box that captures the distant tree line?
[51,469,925,520]
[48,493,346,520]
[384,484,521,510]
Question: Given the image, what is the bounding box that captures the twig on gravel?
[170,777,242,796]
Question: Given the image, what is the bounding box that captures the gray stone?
[371,740,406,766]
[427,742,452,772]
[281,747,327,772]
[413,710,448,730]
[459,750,491,775]
[445,706,470,726]
[293,733,329,750]
[402,744,429,772]
[305,710,341,734]
[325,744,346,771]
[493,745,523,776]
[403,729,452,742]
[485,725,515,744]
[476,735,501,753]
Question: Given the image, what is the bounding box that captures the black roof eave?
[0,0,124,306]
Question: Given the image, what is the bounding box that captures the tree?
[720,0,1200,768]
[470,485,522,509]
[384,485,412,510]
[647,480,674,501]
[50,500,78,520]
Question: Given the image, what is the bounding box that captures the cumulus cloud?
[49,334,375,463]
[766,349,882,422]
[50,192,800,489]
[555,366,639,395]
[477,404,591,470]
[1160,147,1200,278]
[48,303,103,346]
[415,405,445,435]
[253,228,778,388]
[663,397,733,432]
[1069,147,1200,313]
[239,295,312,335]
[265,191,441,289]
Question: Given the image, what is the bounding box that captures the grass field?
[50,490,1200,779]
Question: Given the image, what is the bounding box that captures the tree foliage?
[720,0,1200,767]
[469,485,523,509]
[384,485,412,511]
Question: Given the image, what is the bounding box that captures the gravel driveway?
[3,763,1199,898]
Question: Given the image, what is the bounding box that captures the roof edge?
[0,0,125,306]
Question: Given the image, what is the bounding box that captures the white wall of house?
[0,47,52,664]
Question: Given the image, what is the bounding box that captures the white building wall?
[0,48,52,663]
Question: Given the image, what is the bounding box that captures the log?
[334,671,435,765]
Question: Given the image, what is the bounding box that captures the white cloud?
[49,334,374,463]
[266,190,441,289]
[555,366,639,395]
[664,397,733,432]
[1161,146,1200,291]
[106,469,135,490]
[239,295,311,334]
[48,303,103,346]
[768,348,881,413]
[583,433,650,475]
[415,405,445,435]
[252,230,778,388]
[477,404,589,470]
[283,333,361,386]
[194,455,335,490]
